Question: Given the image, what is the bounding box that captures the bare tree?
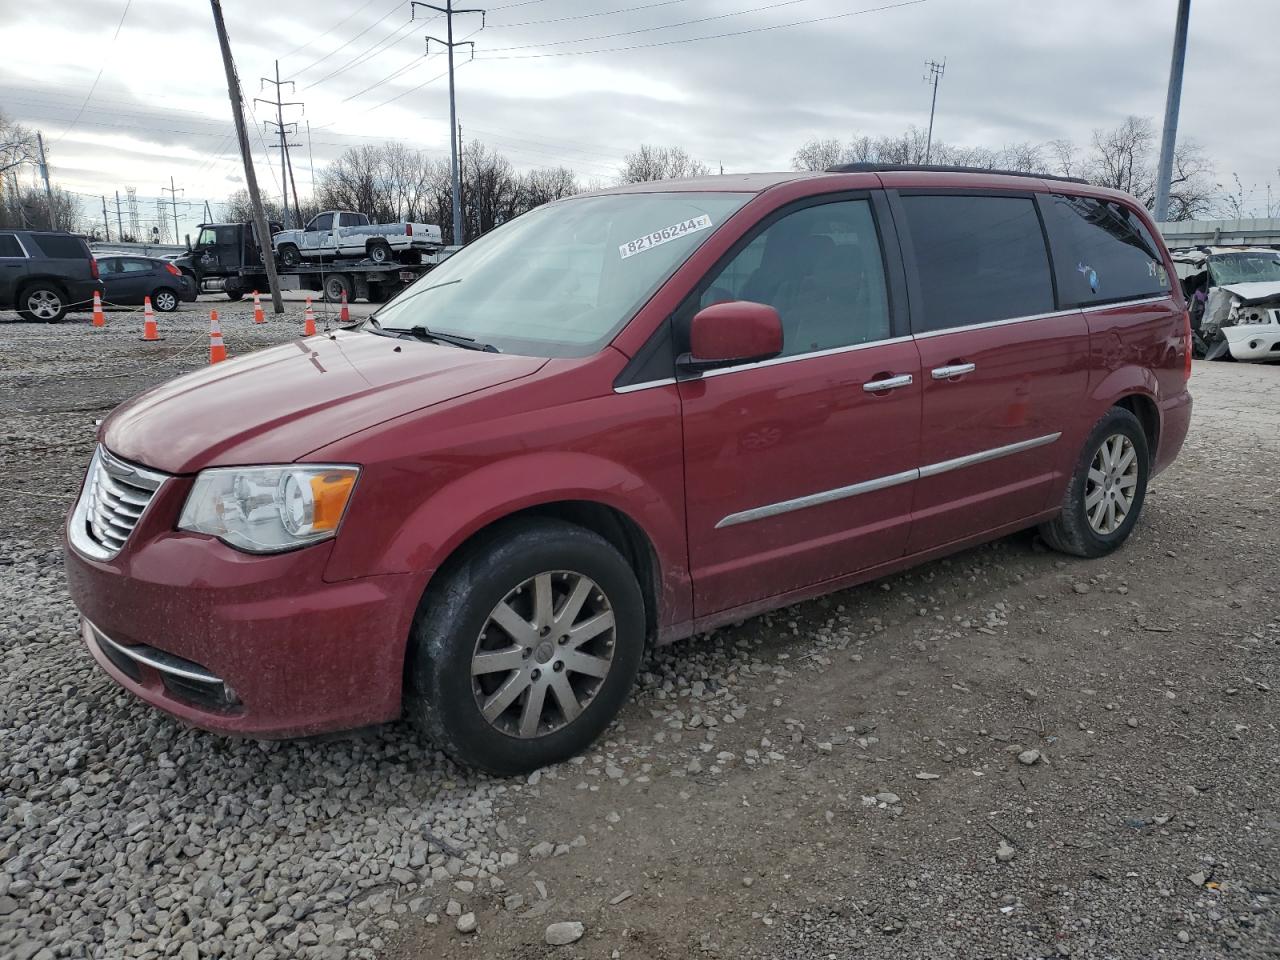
[619,145,710,183]
[519,166,579,209]
[1083,116,1216,221]
[0,112,39,175]
[1048,138,1078,178]
[791,138,848,172]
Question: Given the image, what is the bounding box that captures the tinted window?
[0,234,24,257]
[900,194,1054,332]
[120,259,154,273]
[1044,194,1170,305]
[31,234,87,259]
[697,199,891,356]
[100,258,122,274]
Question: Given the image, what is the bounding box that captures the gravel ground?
[1,301,1277,960]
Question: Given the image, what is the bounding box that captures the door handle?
[863,373,914,393]
[931,362,976,380]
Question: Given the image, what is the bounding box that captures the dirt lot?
[1,300,1277,960]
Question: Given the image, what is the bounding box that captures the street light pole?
[1153,0,1191,223]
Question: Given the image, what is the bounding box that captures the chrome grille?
[69,446,168,560]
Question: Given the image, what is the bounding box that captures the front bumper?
[63,478,420,737]
[1223,324,1280,362]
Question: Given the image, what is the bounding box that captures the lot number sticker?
[619,214,713,260]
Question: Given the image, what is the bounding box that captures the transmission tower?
[125,187,140,240]
[154,200,171,242]
[256,60,304,228]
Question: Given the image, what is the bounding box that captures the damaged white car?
[1174,246,1280,362]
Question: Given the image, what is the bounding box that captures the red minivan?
[64,166,1193,773]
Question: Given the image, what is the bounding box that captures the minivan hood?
[102,329,547,473]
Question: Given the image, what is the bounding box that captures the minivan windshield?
[1208,252,1280,287]
[368,191,751,357]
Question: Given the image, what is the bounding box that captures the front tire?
[1040,406,1149,558]
[279,244,301,268]
[407,519,645,775]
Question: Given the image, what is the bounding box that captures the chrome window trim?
[614,377,676,394]
[917,432,1061,479]
[715,432,1062,528]
[700,335,915,379]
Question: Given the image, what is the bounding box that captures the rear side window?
[121,259,153,273]
[1042,194,1170,306]
[30,234,87,259]
[697,199,891,357]
[0,234,24,257]
[899,194,1054,332]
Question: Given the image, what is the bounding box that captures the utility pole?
[210,0,284,313]
[1153,0,1191,224]
[256,60,304,228]
[923,58,945,166]
[114,190,124,240]
[204,199,213,223]
[35,131,55,228]
[412,0,485,245]
[101,195,111,242]
[162,176,183,245]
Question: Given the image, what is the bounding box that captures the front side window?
[310,214,334,232]
[371,191,751,358]
[696,199,891,356]
[0,234,24,257]
[1043,194,1170,305]
[196,228,217,247]
[900,194,1055,332]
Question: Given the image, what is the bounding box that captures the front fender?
[272,231,303,248]
[323,451,692,629]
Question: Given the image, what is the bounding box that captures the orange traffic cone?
[252,290,265,324]
[209,310,227,364]
[92,291,106,328]
[140,296,161,341]
[304,296,316,336]
[339,290,350,324]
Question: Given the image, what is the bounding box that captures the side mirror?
[678,301,783,373]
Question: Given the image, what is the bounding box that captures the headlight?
[178,465,359,554]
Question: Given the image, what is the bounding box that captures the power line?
[293,0,408,76]
[492,0,691,28]
[302,15,422,90]
[483,0,826,52]
[50,0,133,146]
[475,0,927,60]
[282,0,382,58]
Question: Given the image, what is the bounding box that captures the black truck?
[172,221,442,304]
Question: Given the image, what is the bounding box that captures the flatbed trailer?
[173,221,450,304]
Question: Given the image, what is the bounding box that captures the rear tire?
[1040,406,1149,558]
[18,283,68,323]
[367,241,392,265]
[406,519,645,775]
[323,273,351,304]
[152,287,179,313]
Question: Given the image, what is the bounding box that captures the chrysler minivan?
[64,166,1192,773]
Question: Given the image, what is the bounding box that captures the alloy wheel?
[1085,433,1138,535]
[27,290,61,320]
[155,291,177,312]
[471,571,616,739]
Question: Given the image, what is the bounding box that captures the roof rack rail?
[826,162,1087,185]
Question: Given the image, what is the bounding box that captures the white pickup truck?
[272,211,443,267]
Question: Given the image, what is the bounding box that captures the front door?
[303,213,335,255]
[890,191,1089,553]
[679,195,922,616]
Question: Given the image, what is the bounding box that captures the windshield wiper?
[400,325,499,353]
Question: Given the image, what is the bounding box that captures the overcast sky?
[2,0,1277,239]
